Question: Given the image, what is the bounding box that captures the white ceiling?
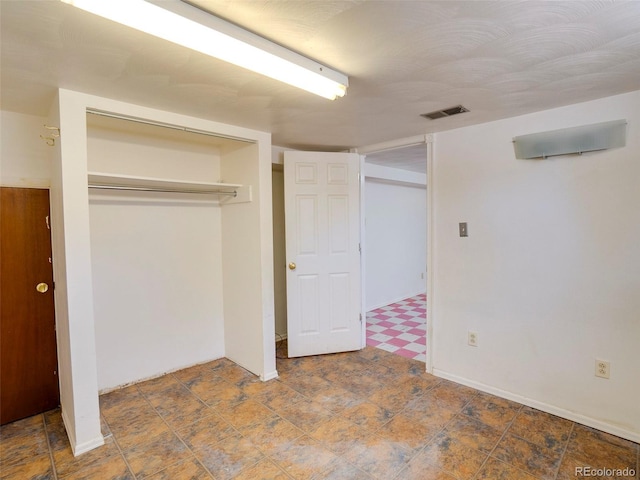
[2,0,640,171]
[365,144,429,173]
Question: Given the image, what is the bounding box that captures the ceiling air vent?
[421,105,469,120]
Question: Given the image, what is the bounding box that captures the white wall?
[221,140,277,381]
[49,91,104,455]
[432,90,640,441]
[0,111,51,186]
[364,169,427,310]
[87,125,225,391]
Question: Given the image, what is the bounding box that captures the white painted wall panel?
[433,90,640,441]
[364,179,427,310]
[87,125,225,391]
[0,111,52,187]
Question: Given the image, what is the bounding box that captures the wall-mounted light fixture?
[513,120,627,159]
[60,0,348,100]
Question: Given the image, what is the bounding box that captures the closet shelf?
[87,172,242,195]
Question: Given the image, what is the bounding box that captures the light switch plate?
[459,222,468,237]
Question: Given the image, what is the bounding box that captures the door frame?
[353,134,434,373]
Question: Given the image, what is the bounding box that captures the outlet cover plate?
[595,359,610,379]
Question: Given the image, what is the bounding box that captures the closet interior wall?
[86,116,244,391]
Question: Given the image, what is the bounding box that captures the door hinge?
[359,313,363,323]
[45,215,50,230]
[358,243,361,254]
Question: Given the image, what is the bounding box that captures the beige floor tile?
[342,433,413,480]
[306,386,362,413]
[251,381,306,411]
[145,384,212,429]
[229,458,290,480]
[412,431,488,480]
[475,457,543,480]
[217,399,277,430]
[137,375,182,397]
[176,412,237,451]
[270,435,338,480]
[239,414,304,455]
[0,427,49,468]
[492,432,563,480]
[565,424,637,472]
[0,453,54,480]
[191,432,264,480]
[312,457,372,480]
[397,459,459,480]
[57,453,133,480]
[309,416,368,456]
[145,458,212,480]
[52,437,122,479]
[122,430,192,478]
[340,401,394,434]
[443,414,503,453]
[274,398,335,433]
[461,392,522,431]
[0,415,44,440]
[377,413,443,452]
[508,406,573,455]
[106,407,171,451]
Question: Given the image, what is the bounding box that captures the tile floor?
[1,347,638,480]
[366,293,426,361]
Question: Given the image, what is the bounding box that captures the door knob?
[288,262,296,270]
[36,283,49,293]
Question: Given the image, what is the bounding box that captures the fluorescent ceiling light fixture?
[60,0,348,100]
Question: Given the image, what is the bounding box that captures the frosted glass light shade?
[513,120,627,159]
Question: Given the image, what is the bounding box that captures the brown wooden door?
[1,187,59,425]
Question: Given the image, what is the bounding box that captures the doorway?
[360,142,429,364]
[1,187,59,425]
[271,142,432,366]
[271,151,363,359]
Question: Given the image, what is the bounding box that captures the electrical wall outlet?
[595,359,610,379]
[468,331,478,347]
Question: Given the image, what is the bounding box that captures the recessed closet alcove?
[49,90,276,454]
[86,113,257,391]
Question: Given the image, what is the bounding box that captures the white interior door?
[284,151,363,357]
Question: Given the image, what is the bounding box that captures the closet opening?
[85,111,260,393]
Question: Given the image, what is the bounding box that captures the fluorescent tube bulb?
[60,0,348,100]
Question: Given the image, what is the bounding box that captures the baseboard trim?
[61,408,105,456]
[261,370,279,381]
[432,369,640,444]
[98,354,227,394]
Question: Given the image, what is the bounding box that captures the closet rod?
[88,185,238,197]
[86,108,253,144]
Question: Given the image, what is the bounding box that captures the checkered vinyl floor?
[365,293,426,362]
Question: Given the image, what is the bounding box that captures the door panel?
[1,187,59,425]
[284,152,362,357]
